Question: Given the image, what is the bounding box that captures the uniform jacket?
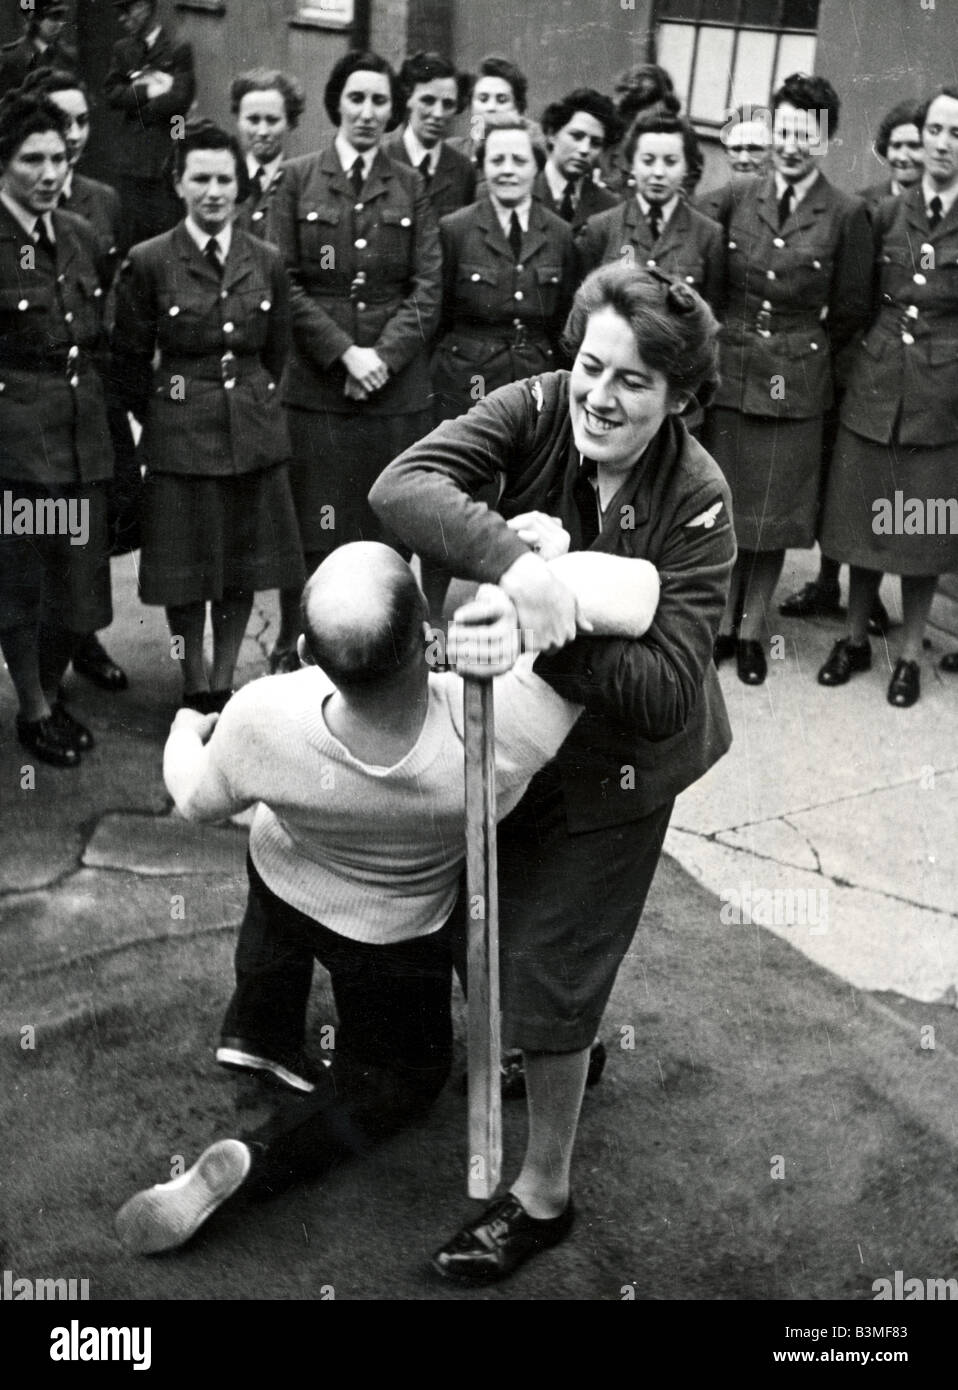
[841,184,958,448]
[857,178,896,214]
[532,168,619,231]
[103,26,196,180]
[576,196,726,313]
[370,371,734,829]
[706,171,872,419]
[271,144,442,416]
[383,127,477,222]
[233,164,287,246]
[0,34,76,96]
[431,195,576,418]
[0,203,111,485]
[111,221,291,477]
[61,172,121,287]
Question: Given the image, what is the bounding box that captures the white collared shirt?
[0,190,54,244]
[402,125,440,178]
[335,134,376,184]
[921,174,958,219]
[184,215,233,262]
[59,169,74,203]
[544,159,578,207]
[636,192,679,229]
[246,153,282,194]
[490,196,531,238]
[774,167,818,210]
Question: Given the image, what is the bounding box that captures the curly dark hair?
[230,69,306,129]
[460,56,528,115]
[0,92,67,168]
[19,67,93,107]
[771,72,841,135]
[624,105,703,187]
[323,50,402,131]
[398,51,465,111]
[873,99,923,158]
[614,64,679,125]
[540,87,622,149]
[169,120,251,204]
[563,262,720,409]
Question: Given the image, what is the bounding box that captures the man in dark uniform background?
[103,0,196,253]
[0,0,75,99]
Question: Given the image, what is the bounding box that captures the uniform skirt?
[704,407,823,551]
[820,424,958,576]
[286,407,434,560]
[139,464,305,607]
[494,764,674,1053]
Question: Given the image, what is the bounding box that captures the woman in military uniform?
[230,68,304,247]
[267,50,441,671]
[0,94,113,766]
[818,87,958,706]
[112,122,303,712]
[704,74,872,685]
[577,107,724,315]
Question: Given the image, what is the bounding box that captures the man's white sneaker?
[115,1139,252,1254]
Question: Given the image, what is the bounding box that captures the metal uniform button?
[260,299,271,311]
[728,240,737,250]
[646,258,656,268]
[355,238,367,249]
[93,287,102,298]
[812,259,821,270]
[471,272,481,281]
[169,305,180,316]
[913,273,927,285]
[354,203,363,212]
[356,301,366,310]
[223,321,234,333]
[762,299,772,309]
[685,274,694,283]
[220,289,228,300]
[0,382,4,391]
[902,332,915,345]
[306,211,318,222]
[773,236,785,248]
[400,217,411,227]
[252,210,264,222]
[64,311,74,323]
[515,264,524,273]
[810,341,819,351]
[69,375,79,387]
[766,269,776,280]
[17,298,28,310]
[514,290,523,301]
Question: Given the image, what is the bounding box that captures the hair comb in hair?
[645,266,697,314]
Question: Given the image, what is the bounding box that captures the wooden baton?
[463,675,502,1199]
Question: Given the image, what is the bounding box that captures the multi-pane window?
[654,1,820,129]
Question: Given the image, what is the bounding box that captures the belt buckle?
[221,350,237,389]
[754,307,772,338]
[66,343,80,386]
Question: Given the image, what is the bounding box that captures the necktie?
[419,154,433,185]
[508,210,523,260]
[251,165,265,198]
[778,184,794,228]
[34,216,56,264]
[573,458,600,548]
[204,236,223,277]
[647,204,661,242]
[928,195,943,229]
[559,178,576,222]
[350,157,365,197]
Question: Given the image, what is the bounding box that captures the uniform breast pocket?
[667,257,706,290]
[377,207,414,268]
[297,204,340,267]
[454,261,502,312]
[533,263,564,312]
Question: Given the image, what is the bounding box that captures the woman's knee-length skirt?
[139,464,305,607]
[820,424,958,576]
[287,407,435,561]
[704,407,823,551]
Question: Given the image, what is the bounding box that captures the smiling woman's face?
[570,306,682,474]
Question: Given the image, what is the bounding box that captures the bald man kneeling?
[116,540,658,1256]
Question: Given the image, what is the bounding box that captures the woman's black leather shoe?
[817,638,871,686]
[431,1193,575,1282]
[50,700,94,751]
[736,639,767,685]
[713,632,737,665]
[887,659,920,708]
[940,650,958,673]
[16,714,81,767]
[72,634,128,692]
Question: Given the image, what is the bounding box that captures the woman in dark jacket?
[371,263,734,1282]
[577,107,725,314]
[817,87,958,705]
[112,122,303,711]
[267,49,442,671]
[0,94,112,766]
[703,73,872,685]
